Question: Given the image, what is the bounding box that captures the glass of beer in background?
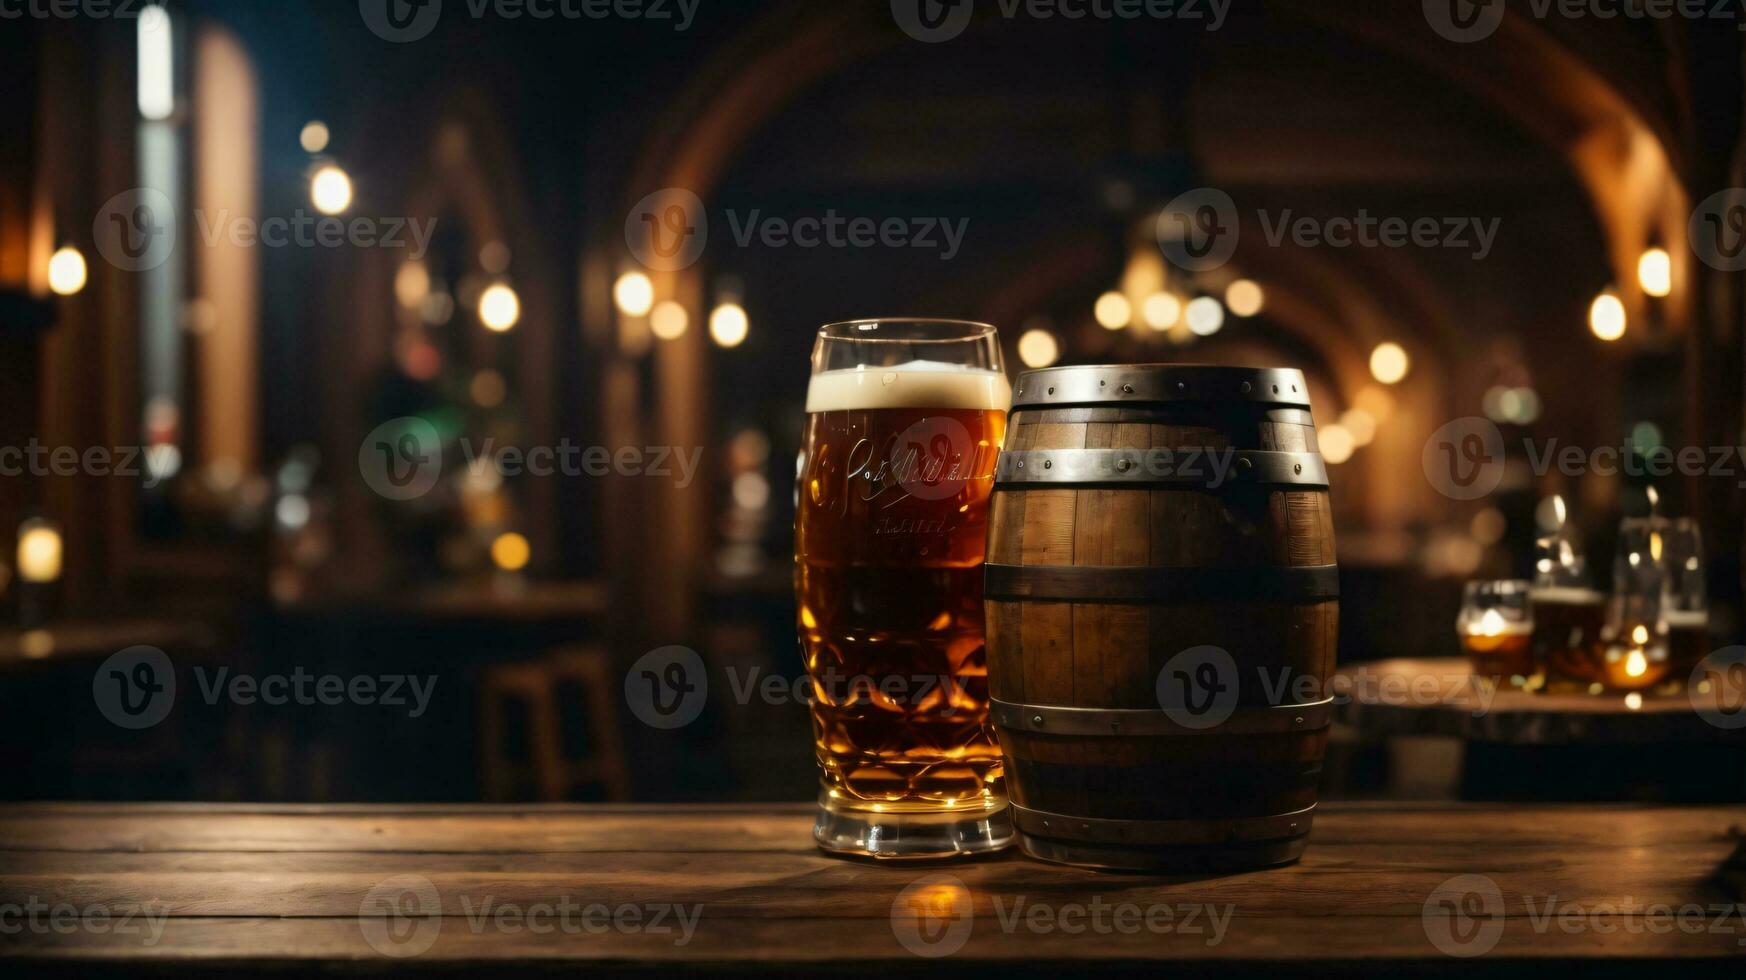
[1531,500,1608,693]
[795,319,1012,858]
[1595,517,1672,691]
[1659,518,1709,693]
[1457,580,1534,689]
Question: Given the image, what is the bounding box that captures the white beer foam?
[1664,609,1708,628]
[805,361,1011,413]
[1528,586,1606,603]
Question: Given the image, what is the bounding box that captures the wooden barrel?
[985,364,1338,871]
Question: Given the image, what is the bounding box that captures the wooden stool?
[479,647,631,801]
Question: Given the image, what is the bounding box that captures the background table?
[1,802,1742,975]
[1332,658,1746,802]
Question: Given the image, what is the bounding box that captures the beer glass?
[1530,509,1607,693]
[1595,518,1672,692]
[1457,580,1533,689]
[796,319,1012,858]
[1659,518,1709,692]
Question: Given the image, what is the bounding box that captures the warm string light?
[1141,293,1181,330]
[299,120,330,154]
[17,519,63,585]
[1369,342,1409,384]
[1093,292,1131,330]
[1184,297,1224,336]
[1589,289,1626,341]
[650,301,689,340]
[47,247,88,296]
[709,303,749,348]
[1636,247,1671,298]
[1224,279,1264,317]
[478,283,521,332]
[1017,328,1059,368]
[490,532,531,572]
[613,271,655,317]
[310,165,353,215]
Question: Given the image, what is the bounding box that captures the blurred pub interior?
[0,1,1741,805]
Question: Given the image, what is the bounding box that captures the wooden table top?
[1,801,1743,975]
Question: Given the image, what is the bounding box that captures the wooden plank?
[2,913,1742,968]
[2,842,1734,918]
[3,803,1737,852]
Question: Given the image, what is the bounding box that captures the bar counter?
[2,801,1743,975]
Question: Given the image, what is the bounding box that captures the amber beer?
[796,319,1012,858]
[1531,586,1608,690]
[1461,627,1533,680]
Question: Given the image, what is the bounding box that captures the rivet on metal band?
[983,563,1340,603]
[1012,803,1317,846]
[1010,365,1311,410]
[991,698,1335,737]
[993,449,1328,489]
